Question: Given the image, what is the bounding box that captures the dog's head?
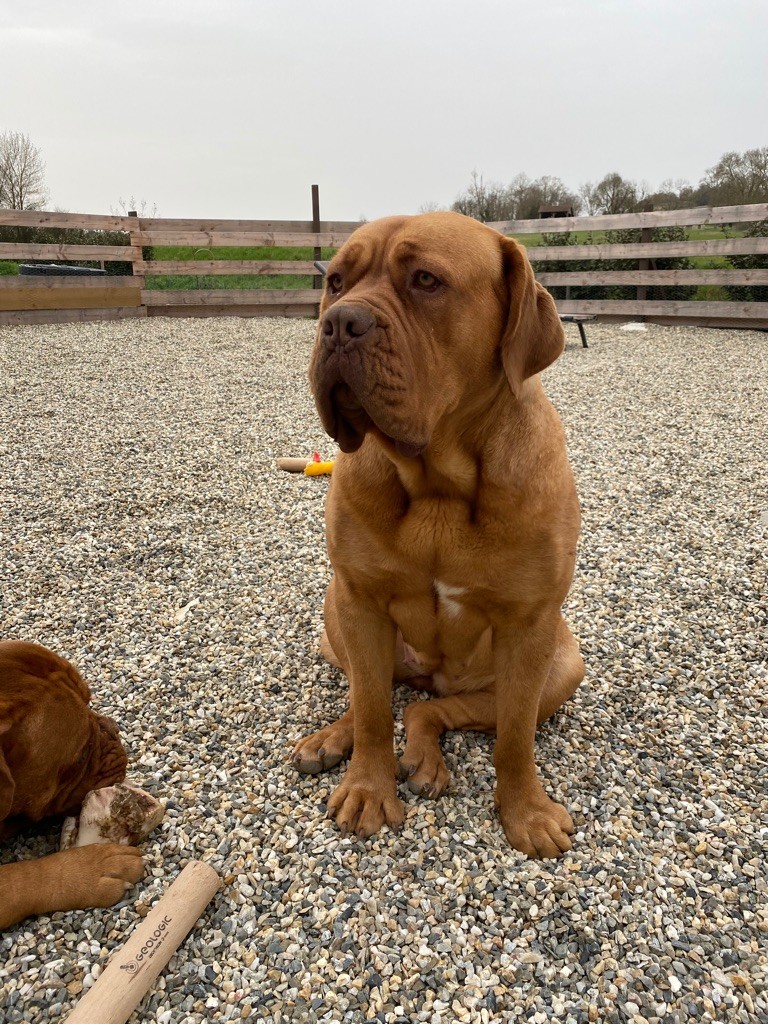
[310,211,564,456]
[0,641,128,824]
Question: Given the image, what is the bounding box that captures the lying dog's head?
[310,211,564,456]
[0,640,128,825]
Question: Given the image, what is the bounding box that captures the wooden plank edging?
[0,210,363,233]
[138,260,321,275]
[0,276,142,289]
[0,306,147,325]
[132,230,353,247]
[0,243,138,261]
[537,269,768,286]
[528,237,768,262]
[145,304,318,319]
[555,299,768,318]
[489,202,768,235]
[141,288,319,306]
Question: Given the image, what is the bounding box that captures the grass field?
[146,245,336,290]
[512,223,740,248]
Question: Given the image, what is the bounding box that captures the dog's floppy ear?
[0,719,15,820]
[498,236,564,397]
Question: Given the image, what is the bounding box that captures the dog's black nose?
[322,304,376,350]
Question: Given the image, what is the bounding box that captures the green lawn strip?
[515,226,744,249]
[152,245,338,261]
[146,245,336,290]
[148,274,314,290]
[688,256,732,268]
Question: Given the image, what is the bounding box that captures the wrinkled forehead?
[334,214,503,285]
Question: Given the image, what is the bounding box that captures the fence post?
[312,184,321,316]
[127,210,139,277]
[636,203,653,308]
[127,209,146,317]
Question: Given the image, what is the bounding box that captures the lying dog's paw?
[327,765,404,839]
[498,787,574,859]
[53,843,145,910]
[291,718,353,775]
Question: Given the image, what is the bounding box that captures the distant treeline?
[423,145,768,221]
[416,146,768,305]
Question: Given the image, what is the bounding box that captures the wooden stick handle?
[277,457,310,472]
[64,860,220,1024]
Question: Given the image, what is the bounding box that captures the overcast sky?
[2,0,766,222]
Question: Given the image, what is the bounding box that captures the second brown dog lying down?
[0,640,144,930]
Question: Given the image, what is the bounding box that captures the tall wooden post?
[126,209,146,317]
[312,185,321,317]
[312,185,321,288]
[637,203,653,307]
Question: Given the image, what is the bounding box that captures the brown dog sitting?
[0,640,144,929]
[293,211,585,858]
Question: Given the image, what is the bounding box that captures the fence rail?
[1,202,766,329]
[486,202,768,235]
[523,237,767,261]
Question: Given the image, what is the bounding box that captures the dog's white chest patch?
[434,580,467,618]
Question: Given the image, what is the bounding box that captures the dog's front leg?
[492,611,574,858]
[325,580,404,839]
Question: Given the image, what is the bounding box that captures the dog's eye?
[414,270,439,291]
[328,273,343,294]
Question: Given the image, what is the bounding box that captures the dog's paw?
[40,844,144,914]
[291,718,353,775]
[327,765,404,839]
[89,844,145,906]
[72,843,145,908]
[399,744,450,799]
[498,789,574,859]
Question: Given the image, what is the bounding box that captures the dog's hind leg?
[319,629,342,669]
[400,691,496,799]
[293,578,355,775]
[536,616,584,725]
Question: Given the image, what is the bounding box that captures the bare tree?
[451,171,515,222]
[0,130,48,209]
[703,147,768,206]
[110,195,159,218]
[451,171,582,223]
[579,173,640,215]
[418,200,447,213]
[508,174,581,219]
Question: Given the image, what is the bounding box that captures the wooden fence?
[488,203,768,330]
[1,203,766,329]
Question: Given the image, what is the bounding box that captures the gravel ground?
[0,317,766,1024]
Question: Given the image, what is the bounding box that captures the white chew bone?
[60,783,165,850]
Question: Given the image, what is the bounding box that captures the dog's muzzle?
[312,303,427,457]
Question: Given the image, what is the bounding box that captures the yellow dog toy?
[277,455,334,476]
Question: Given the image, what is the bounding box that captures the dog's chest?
[395,494,487,569]
[388,497,496,663]
[389,578,490,669]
